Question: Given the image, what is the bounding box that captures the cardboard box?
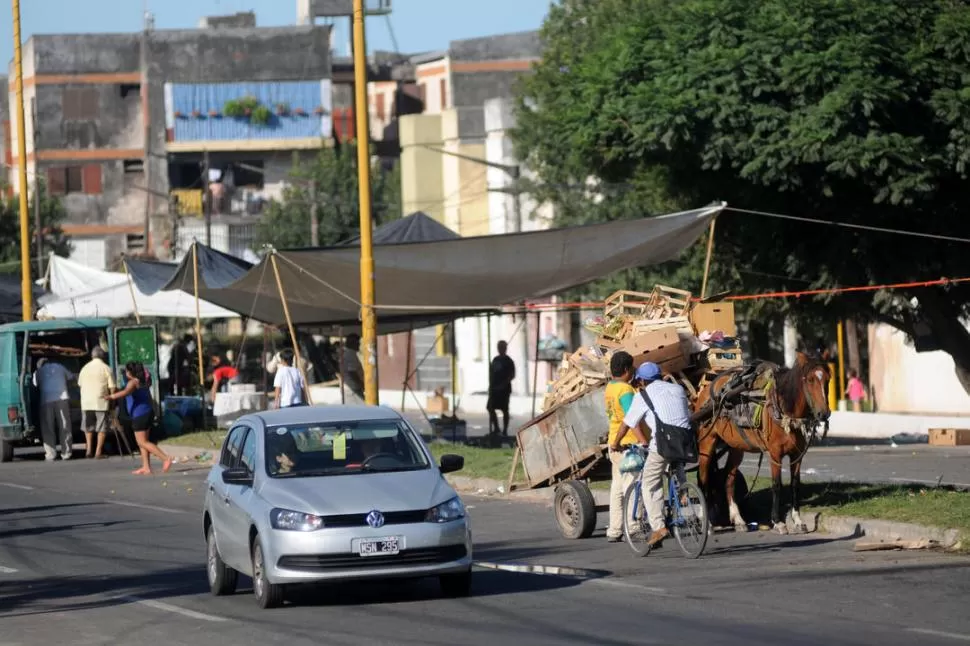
[928,428,970,446]
[426,389,450,415]
[623,326,687,373]
[690,302,737,337]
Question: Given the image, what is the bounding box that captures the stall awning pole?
[271,252,312,405]
[122,258,142,324]
[191,243,206,393]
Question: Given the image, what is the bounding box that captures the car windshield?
[264,419,430,478]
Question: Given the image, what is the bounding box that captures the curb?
[446,475,610,506]
[818,513,962,549]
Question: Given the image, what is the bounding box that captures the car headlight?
[270,508,325,532]
[425,497,465,523]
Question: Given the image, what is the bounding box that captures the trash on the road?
[854,446,861,451]
[496,485,506,494]
[854,538,940,552]
[803,468,818,475]
[747,522,758,532]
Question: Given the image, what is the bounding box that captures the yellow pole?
[191,244,206,393]
[352,0,378,405]
[700,215,718,300]
[827,364,837,412]
[122,259,141,324]
[12,0,32,321]
[836,320,846,401]
[270,253,313,405]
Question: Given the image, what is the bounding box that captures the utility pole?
[140,3,153,254]
[12,0,32,321]
[352,0,378,405]
[31,97,42,278]
[202,150,211,246]
[309,180,319,247]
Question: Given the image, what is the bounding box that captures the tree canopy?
[255,144,401,250]
[0,182,70,273]
[514,0,970,387]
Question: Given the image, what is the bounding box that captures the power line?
[725,207,970,244]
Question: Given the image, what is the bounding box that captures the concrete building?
[6,20,334,268]
[395,30,569,409]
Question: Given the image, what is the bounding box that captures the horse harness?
[705,361,822,466]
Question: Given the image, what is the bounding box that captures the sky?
[0,1,553,64]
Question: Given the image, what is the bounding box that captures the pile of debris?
[542,285,742,411]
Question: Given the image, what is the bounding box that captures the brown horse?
[694,352,831,534]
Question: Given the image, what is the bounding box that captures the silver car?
[202,405,472,608]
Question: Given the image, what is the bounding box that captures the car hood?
[256,468,456,516]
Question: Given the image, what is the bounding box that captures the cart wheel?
[554,481,597,539]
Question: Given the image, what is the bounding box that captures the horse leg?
[770,455,788,535]
[724,448,748,531]
[790,457,807,533]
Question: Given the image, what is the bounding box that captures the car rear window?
[264,420,430,478]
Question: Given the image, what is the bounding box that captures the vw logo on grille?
[366,510,385,528]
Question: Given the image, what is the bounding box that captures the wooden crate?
[928,428,970,446]
[707,346,744,371]
[604,290,653,318]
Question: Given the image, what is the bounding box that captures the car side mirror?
[222,466,254,486]
[439,454,464,475]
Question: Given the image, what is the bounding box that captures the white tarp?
[37,255,237,320]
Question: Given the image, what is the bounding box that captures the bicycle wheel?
[622,482,653,557]
[671,480,709,559]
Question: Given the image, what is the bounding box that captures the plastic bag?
[619,447,645,473]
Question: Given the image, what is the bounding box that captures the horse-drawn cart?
[507,385,612,540]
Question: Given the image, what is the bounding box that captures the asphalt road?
[1,455,970,645]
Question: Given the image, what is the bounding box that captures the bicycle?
[621,446,710,558]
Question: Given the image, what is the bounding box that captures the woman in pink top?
[847,369,866,412]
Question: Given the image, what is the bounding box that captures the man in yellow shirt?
[604,351,637,542]
[78,347,116,459]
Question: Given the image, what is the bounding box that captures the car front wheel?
[252,538,284,609]
[439,570,472,598]
[206,525,238,596]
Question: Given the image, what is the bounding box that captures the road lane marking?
[121,596,226,622]
[908,628,970,642]
[0,566,18,574]
[590,578,674,596]
[0,482,34,490]
[104,500,186,514]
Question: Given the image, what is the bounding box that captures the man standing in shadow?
[487,341,516,437]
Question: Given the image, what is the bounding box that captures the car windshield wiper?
[358,464,428,473]
[274,468,347,478]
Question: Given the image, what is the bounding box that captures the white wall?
[868,323,970,415]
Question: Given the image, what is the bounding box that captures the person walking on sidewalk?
[487,341,516,436]
[617,362,693,548]
[107,362,171,476]
[78,347,115,459]
[605,351,638,543]
[33,358,76,461]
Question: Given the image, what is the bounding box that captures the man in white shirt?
[273,349,307,408]
[618,362,694,547]
[78,347,116,459]
[33,358,76,461]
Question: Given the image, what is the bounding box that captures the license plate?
[355,537,401,557]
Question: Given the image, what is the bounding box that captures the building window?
[375,93,386,122]
[440,79,447,111]
[124,159,144,174]
[47,164,101,195]
[62,88,99,120]
[418,83,427,109]
[119,83,141,99]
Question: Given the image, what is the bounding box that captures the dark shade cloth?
[124,205,722,333]
[125,244,252,295]
[342,211,461,246]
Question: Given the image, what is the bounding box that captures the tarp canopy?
[130,205,721,332]
[126,244,253,296]
[343,211,460,245]
[37,255,238,320]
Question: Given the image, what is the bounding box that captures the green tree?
[256,144,401,249]
[0,181,71,272]
[515,0,970,389]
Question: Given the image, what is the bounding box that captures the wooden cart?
[507,385,612,540]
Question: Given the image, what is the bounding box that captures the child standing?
[847,368,866,412]
[274,349,307,409]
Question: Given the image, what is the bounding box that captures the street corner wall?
[868,322,970,415]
